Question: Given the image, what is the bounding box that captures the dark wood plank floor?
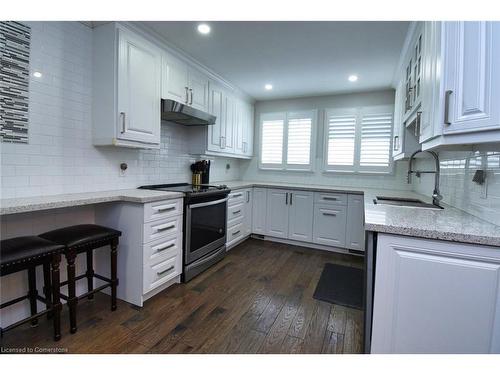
[0,239,364,354]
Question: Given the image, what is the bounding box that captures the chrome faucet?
[407,150,443,206]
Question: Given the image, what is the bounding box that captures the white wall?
[0,22,239,200]
[412,150,500,226]
[240,90,412,190]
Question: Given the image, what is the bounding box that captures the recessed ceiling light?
[197,24,211,35]
[33,71,42,78]
[264,84,273,90]
[348,75,358,82]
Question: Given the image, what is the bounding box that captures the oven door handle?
[188,197,229,209]
[188,245,226,269]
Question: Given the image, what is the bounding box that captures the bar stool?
[0,236,64,341]
[39,224,121,334]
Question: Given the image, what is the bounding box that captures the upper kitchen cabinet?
[189,82,254,159]
[93,23,162,148]
[161,54,209,112]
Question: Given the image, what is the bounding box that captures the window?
[325,106,393,173]
[260,111,315,170]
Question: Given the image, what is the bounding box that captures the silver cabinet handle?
[232,230,241,236]
[285,192,288,205]
[323,196,338,201]
[444,90,453,125]
[322,212,337,216]
[290,193,293,205]
[156,206,175,213]
[120,112,126,134]
[155,243,175,253]
[189,88,193,105]
[393,135,399,151]
[157,266,175,276]
[157,224,175,232]
[246,191,250,203]
[233,209,241,214]
[232,193,243,198]
[185,87,189,104]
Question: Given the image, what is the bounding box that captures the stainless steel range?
[139,183,231,281]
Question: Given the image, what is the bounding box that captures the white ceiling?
[140,21,409,101]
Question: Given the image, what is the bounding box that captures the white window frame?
[323,105,394,174]
[259,110,317,171]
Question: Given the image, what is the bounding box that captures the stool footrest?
[58,273,112,301]
[0,307,58,334]
[0,295,29,309]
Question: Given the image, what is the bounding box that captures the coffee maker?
[190,160,211,185]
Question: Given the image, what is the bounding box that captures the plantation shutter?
[326,114,357,166]
[287,114,313,166]
[359,113,393,169]
[261,115,284,165]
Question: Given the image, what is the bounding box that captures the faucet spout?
[407,150,442,206]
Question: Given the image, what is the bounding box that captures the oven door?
[185,196,228,264]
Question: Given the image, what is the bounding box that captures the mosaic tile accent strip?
[0,21,31,143]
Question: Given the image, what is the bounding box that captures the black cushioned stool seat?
[1,236,64,341]
[39,224,121,334]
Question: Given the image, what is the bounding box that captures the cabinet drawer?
[314,192,347,206]
[227,202,244,223]
[227,221,244,244]
[144,233,182,267]
[143,216,182,243]
[143,255,180,293]
[313,204,347,247]
[228,190,246,205]
[144,199,182,222]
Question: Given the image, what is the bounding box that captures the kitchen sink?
[374,196,444,209]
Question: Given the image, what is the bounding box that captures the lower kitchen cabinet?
[371,234,500,353]
[226,188,252,250]
[287,191,314,242]
[265,189,289,239]
[346,194,365,251]
[94,198,183,307]
[252,187,267,235]
[312,204,347,247]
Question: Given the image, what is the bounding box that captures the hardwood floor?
[0,239,364,354]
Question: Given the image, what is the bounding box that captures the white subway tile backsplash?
[1,22,239,199]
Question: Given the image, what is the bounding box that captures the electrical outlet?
[119,162,128,177]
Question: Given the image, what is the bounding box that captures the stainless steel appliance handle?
[189,197,228,209]
[444,90,453,125]
[120,112,126,134]
[157,266,175,276]
[188,246,226,268]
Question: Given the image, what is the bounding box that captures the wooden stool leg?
[27,266,39,327]
[43,262,53,319]
[86,250,94,300]
[66,250,78,334]
[110,240,118,311]
[51,253,62,341]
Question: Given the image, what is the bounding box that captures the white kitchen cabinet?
[161,53,209,112]
[252,188,267,235]
[93,23,161,148]
[346,194,365,251]
[243,189,253,237]
[207,83,225,152]
[265,189,289,239]
[287,191,314,242]
[371,234,500,354]
[243,102,254,157]
[226,188,253,250]
[222,94,236,153]
[312,204,347,247]
[442,21,500,135]
[161,54,189,104]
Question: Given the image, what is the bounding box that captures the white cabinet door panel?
[117,29,161,144]
[222,94,235,153]
[161,55,188,104]
[372,234,500,354]
[444,21,500,134]
[252,188,267,235]
[265,189,288,239]
[188,70,209,111]
[243,189,253,237]
[207,84,224,152]
[312,204,346,247]
[288,191,314,242]
[346,194,365,251]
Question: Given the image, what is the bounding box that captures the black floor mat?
[313,263,364,310]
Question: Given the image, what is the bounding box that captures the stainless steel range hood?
[161,99,216,126]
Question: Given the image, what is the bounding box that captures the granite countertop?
[0,189,184,215]
[219,180,500,247]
